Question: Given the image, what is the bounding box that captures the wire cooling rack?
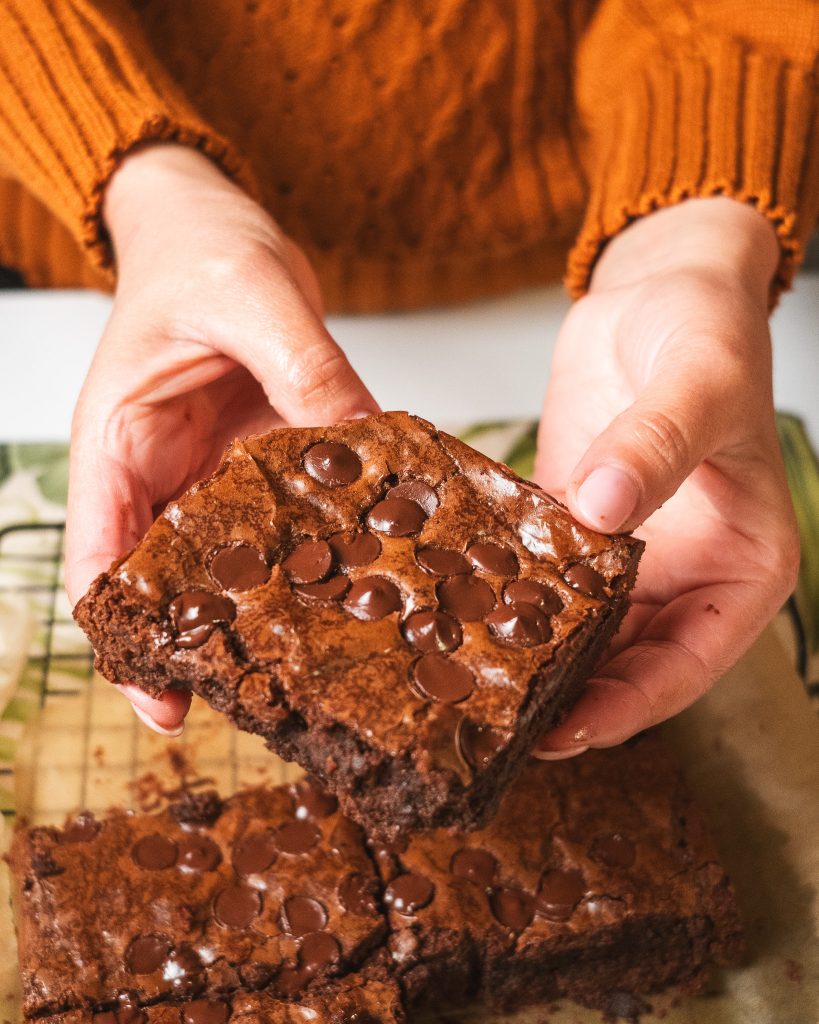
[0,522,297,828]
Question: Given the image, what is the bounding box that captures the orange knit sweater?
[0,0,816,311]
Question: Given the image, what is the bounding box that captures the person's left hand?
[534,197,800,757]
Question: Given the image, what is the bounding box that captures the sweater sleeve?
[0,0,256,276]
[566,0,819,301]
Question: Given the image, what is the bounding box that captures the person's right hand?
[65,144,379,735]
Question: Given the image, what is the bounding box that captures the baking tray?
[1,522,817,1022]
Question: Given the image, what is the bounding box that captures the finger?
[534,577,782,756]
[565,355,739,534]
[118,684,191,736]
[213,271,380,427]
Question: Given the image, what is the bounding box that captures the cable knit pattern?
[0,0,816,310]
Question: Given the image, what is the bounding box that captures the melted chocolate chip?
[537,869,586,921]
[292,777,338,820]
[274,965,311,995]
[274,819,321,854]
[467,542,519,577]
[300,930,341,970]
[232,831,278,875]
[178,835,222,873]
[182,1001,230,1024]
[282,895,327,936]
[131,834,178,871]
[125,934,172,974]
[328,532,381,570]
[303,442,362,487]
[486,602,552,646]
[415,546,471,576]
[449,848,497,887]
[343,577,402,620]
[366,498,427,537]
[282,540,334,584]
[565,563,606,598]
[293,576,350,602]
[504,579,563,616]
[591,833,636,869]
[458,719,506,771]
[163,945,204,995]
[412,654,474,704]
[386,480,439,515]
[338,873,379,916]
[436,575,496,622]
[60,813,99,844]
[169,591,236,649]
[490,887,535,931]
[384,873,435,914]
[210,544,270,591]
[93,1008,146,1024]
[213,883,262,928]
[403,610,462,653]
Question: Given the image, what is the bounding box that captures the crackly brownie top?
[41,975,403,1024]
[12,782,384,1017]
[107,412,641,773]
[373,735,734,963]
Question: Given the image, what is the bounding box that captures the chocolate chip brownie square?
[74,412,643,840]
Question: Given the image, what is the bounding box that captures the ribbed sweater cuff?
[566,37,819,304]
[0,0,257,277]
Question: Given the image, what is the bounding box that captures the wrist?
[590,197,779,307]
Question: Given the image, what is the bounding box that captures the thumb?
[566,367,729,533]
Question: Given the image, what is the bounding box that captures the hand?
[66,145,378,734]
[535,197,800,756]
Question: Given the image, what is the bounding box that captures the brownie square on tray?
[74,412,643,840]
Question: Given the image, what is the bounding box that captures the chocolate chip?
[292,777,338,820]
[504,580,563,616]
[178,835,222,873]
[213,883,262,928]
[282,539,333,584]
[591,833,636,869]
[293,576,350,602]
[182,1001,230,1024]
[303,442,362,487]
[537,869,585,920]
[210,544,270,591]
[366,498,427,537]
[486,602,552,646]
[457,718,505,771]
[436,575,496,622]
[125,934,172,974]
[168,790,223,826]
[467,542,519,576]
[386,480,439,515]
[274,965,311,995]
[300,930,341,970]
[93,1007,146,1024]
[415,546,471,576]
[338,873,379,916]
[403,610,462,653]
[412,654,474,704]
[163,945,204,995]
[274,819,321,854]
[60,812,99,843]
[343,576,402,620]
[328,532,381,570]
[489,887,535,931]
[232,831,278,875]
[450,848,497,887]
[384,873,434,914]
[132,834,178,870]
[169,591,236,649]
[565,563,606,597]
[282,895,328,937]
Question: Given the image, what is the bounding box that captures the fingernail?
[532,745,589,761]
[576,466,639,532]
[132,703,184,737]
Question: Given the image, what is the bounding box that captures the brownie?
[9,781,385,1019]
[373,732,744,1012]
[39,975,404,1024]
[74,412,643,840]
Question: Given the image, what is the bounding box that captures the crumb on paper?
[784,958,804,983]
[93,745,105,767]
